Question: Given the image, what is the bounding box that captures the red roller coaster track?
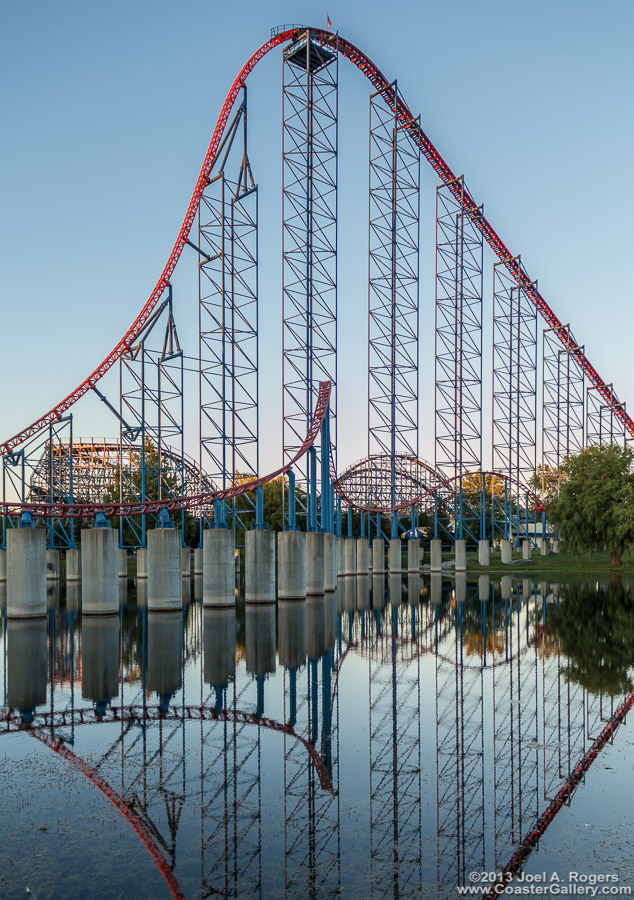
[2,26,630,459]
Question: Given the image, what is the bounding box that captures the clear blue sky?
[1,0,633,476]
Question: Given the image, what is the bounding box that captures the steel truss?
[492,258,537,539]
[336,453,438,514]
[2,415,74,548]
[282,30,338,527]
[198,90,259,526]
[119,286,184,546]
[542,326,585,494]
[586,384,628,447]
[368,83,420,514]
[435,599,485,888]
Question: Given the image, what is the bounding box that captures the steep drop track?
[2,26,630,457]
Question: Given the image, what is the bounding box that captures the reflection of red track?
[30,729,184,900]
[1,703,334,791]
[1,26,631,457]
[485,688,634,898]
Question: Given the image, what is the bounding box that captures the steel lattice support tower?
[435,178,483,479]
[119,288,185,546]
[368,84,420,510]
[492,258,537,509]
[282,30,338,525]
[199,92,259,512]
[542,326,585,491]
[586,385,628,447]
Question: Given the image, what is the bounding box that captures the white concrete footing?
[430,539,442,572]
[278,531,306,599]
[147,529,182,610]
[324,534,337,592]
[194,547,203,575]
[407,540,419,573]
[203,529,235,607]
[501,540,513,564]
[552,540,560,554]
[66,548,81,582]
[344,539,357,576]
[372,538,385,573]
[540,541,549,556]
[81,527,118,615]
[356,539,369,575]
[181,547,192,577]
[0,549,6,582]
[136,548,147,579]
[478,540,490,567]
[388,539,402,572]
[522,540,532,561]
[46,549,60,580]
[7,527,47,618]
[245,530,275,602]
[454,539,467,572]
[306,531,325,595]
[118,548,128,579]
[337,538,346,575]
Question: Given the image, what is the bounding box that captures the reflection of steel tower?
[283,593,341,898]
[368,601,422,898]
[435,596,485,887]
[492,589,540,866]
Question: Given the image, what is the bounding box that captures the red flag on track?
[327,13,332,29]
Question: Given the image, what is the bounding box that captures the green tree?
[547,581,634,695]
[548,444,634,566]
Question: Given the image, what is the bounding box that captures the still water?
[1,574,633,899]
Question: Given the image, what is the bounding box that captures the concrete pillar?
[356,574,370,611]
[324,534,337,592]
[408,573,420,606]
[118,548,128,579]
[419,546,425,568]
[501,540,513,564]
[194,547,203,575]
[181,547,192,577]
[0,580,4,613]
[407,540,419,573]
[344,575,357,611]
[46,549,60,580]
[372,538,385,574]
[522,540,532,561]
[66,580,80,612]
[306,531,325,595]
[306,595,326,661]
[66,548,80,582]
[552,540,560,554]
[389,573,401,605]
[277,531,306,600]
[136,548,148,579]
[193,575,202,602]
[430,539,442,572]
[81,527,118,615]
[81,616,119,716]
[148,611,182,710]
[278,601,306,671]
[454,539,467,572]
[7,618,47,722]
[245,530,275,603]
[204,607,236,688]
[147,528,182,610]
[337,537,346,575]
[541,540,549,556]
[478,574,490,601]
[478,540,490,567]
[389,538,402,573]
[430,573,442,605]
[344,539,356,576]
[182,576,191,606]
[0,548,6,582]
[372,574,385,609]
[203,529,235,607]
[455,572,467,605]
[136,578,147,608]
[501,575,513,600]
[356,539,369,575]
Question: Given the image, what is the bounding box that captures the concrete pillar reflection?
[7,618,47,723]
[147,610,183,713]
[81,615,119,716]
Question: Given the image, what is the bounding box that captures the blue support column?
[309,447,318,532]
[213,499,227,528]
[287,470,298,531]
[433,493,439,540]
[391,510,398,539]
[253,486,267,530]
[360,511,365,539]
[320,405,331,533]
[336,495,341,538]
[347,506,353,539]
